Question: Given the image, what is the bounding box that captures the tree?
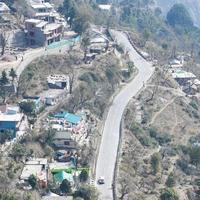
[59,0,77,27]
[0,130,15,144]
[19,101,36,116]
[81,34,90,60]
[142,29,150,46]
[9,68,17,83]
[0,28,9,56]
[10,142,27,161]
[0,193,15,200]
[74,185,99,200]
[188,146,200,166]
[151,152,161,175]
[79,169,88,182]
[0,70,9,102]
[60,179,72,194]
[118,179,130,200]
[28,175,37,189]
[166,173,176,187]
[0,70,9,85]
[167,4,193,29]
[160,188,179,200]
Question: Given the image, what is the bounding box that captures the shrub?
[189,100,199,110]
[160,188,179,200]
[151,152,161,175]
[28,174,37,189]
[74,185,99,200]
[60,179,71,194]
[166,173,176,187]
[79,169,89,182]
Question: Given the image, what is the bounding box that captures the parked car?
[98,176,105,184]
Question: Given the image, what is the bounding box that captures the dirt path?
[150,96,178,125]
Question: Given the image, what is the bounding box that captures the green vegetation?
[151,152,161,175]
[10,142,27,161]
[59,0,109,34]
[19,101,36,116]
[79,169,89,182]
[28,175,37,189]
[0,130,15,144]
[160,188,179,200]
[167,4,193,29]
[0,193,16,200]
[166,173,176,187]
[60,179,72,194]
[74,185,99,200]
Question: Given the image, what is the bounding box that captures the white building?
[47,74,69,90]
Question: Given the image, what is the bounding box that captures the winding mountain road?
[95,30,154,199]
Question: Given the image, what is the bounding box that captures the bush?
[166,173,176,187]
[79,169,89,182]
[151,152,161,175]
[28,174,37,189]
[189,146,200,165]
[189,100,199,110]
[79,72,101,84]
[160,188,179,200]
[60,179,72,194]
[149,128,171,145]
[74,185,99,200]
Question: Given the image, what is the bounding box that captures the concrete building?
[172,69,196,86]
[20,158,48,188]
[29,1,66,26]
[25,18,63,46]
[0,105,23,133]
[53,131,77,149]
[47,74,69,89]
[0,2,10,15]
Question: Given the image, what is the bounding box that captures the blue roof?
[54,171,74,184]
[53,112,82,124]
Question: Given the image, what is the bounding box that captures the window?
[64,141,70,146]
[30,31,34,36]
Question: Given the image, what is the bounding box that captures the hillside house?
[51,112,82,126]
[52,131,77,149]
[25,19,63,46]
[171,69,196,86]
[0,2,10,15]
[53,171,74,185]
[88,29,110,54]
[20,158,48,188]
[169,56,184,68]
[29,1,66,27]
[47,74,69,90]
[0,105,23,133]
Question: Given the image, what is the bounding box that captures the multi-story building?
[29,1,66,27]
[25,18,63,46]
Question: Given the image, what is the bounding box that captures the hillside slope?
[155,0,200,28]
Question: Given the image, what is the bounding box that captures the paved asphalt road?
[95,30,154,200]
[16,42,71,77]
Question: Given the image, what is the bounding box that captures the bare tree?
[118,178,130,200]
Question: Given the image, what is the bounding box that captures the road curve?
[95,30,154,200]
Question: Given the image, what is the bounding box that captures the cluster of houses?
[25,0,67,46]
[168,56,200,95]
[18,109,88,196]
